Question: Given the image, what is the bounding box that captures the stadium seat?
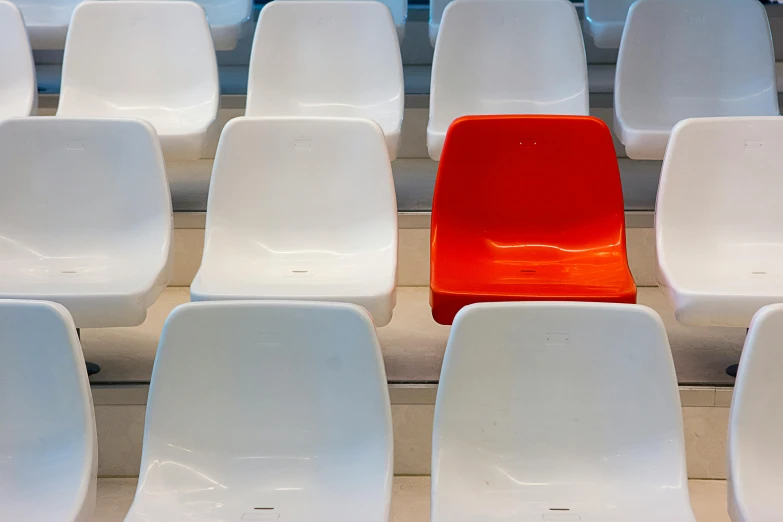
[0,118,173,327]
[427,0,587,160]
[247,1,404,159]
[280,0,407,40]
[433,301,696,522]
[0,1,36,119]
[583,0,634,48]
[430,115,635,325]
[728,304,783,522]
[125,301,393,522]
[615,0,777,160]
[197,0,252,50]
[0,300,97,522]
[191,117,398,326]
[427,0,447,46]
[58,0,220,161]
[657,117,783,327]
[11,0,81,49]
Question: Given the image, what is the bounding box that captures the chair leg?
[726,364,738,378]
[76,328,101,376]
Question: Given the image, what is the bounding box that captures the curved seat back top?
[657,117,783,327]
[197,0,253,50]
[279,0,407,40]
[0,117,172,328]
[126,301,393,522]
[728,304,783,522]
[0,300,97,522]
[191,117,398,326]
[433,301,695,522]
[427,0,587,161]
[0,1,36,119]
[584,0,634,49]
[430,115,635,325]
[247,1,404,159]
[615,0,777,160]
[11,0,81,49]
[58,0,220,161]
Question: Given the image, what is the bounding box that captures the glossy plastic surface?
[0,1,36,119]
[58,1,220,161]
[728,304,783,522]
[584,0,634,48]
[615,0,778,160]
[11,0,80,49]
[433,301,696,522]
[656,117,783,327]
[0,118,173,327]
[280,0,407,40]
[247,1,404,159]
[430,115,635,325]
[126,300,393,522]
[197,0,252,50]
[0,300,97,522]
[191,117,398,326]
[427,0,587,160]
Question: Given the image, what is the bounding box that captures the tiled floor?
[82,286,744,386]
[93,476,730,522]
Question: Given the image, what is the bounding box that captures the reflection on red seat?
[430,115,636,325]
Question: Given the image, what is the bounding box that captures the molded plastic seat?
[427,0,587,160]
[728,304,783,522]
[12,0,81,49]
[0,1,36,119]
[280,0,407,41]
[427,0,447,46]
[58,1,220,161]
[198,0,252,50]
[125,301,393,522]
[433,301,696,522]
[657,117,783,327]
[584,0,634,48]
[430,115,635,325]
[0,300,97,522]
[191,117,397,326]
[614,0,778,160]
[0,118,173,328]
[247,1,404,159]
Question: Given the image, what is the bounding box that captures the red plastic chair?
[430,115,636,325]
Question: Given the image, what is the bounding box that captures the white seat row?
[1,298,698,521]
[428,0,777,161]
[1,0,404,161]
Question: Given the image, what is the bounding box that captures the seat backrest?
[0,117,171,257]
[136,301,393,520]
[0,1,36,118]
[429,0,587,136]
[729,304,783,513]
[583,0,634,48]
[246,1,403,131]
[277,0,407,34]
[433,302,688,521]
[204,117,397,254]
[657,117,783,276]
[616,0,777,127]
[432,115,624,256]
[59,0,218,112]
[0,300,96,518]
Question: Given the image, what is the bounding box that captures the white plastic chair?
[0,1,36,119]
[427,0,588,160]
[428,0,447,46]
[247,1,404,159]
[433,301,696,522]
[584,0,634,49]
[615,0,778,160]
[191,117,398,326]
[11,0,81,49]
[0,300,97,522]
[125,300,393,522]
[728,304,783,522]
[279,0,407,41]
[58,0,220,161]
[196,0,252,50]
[0,117,173,328]
[656,117,783,327]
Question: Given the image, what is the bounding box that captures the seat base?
[661,283,783,327]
